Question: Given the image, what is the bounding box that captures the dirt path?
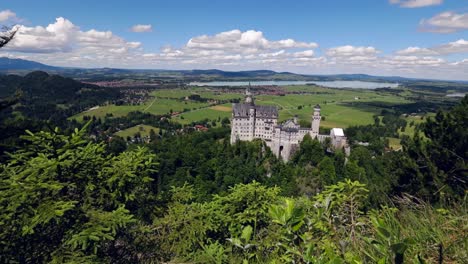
[143,97,158,112]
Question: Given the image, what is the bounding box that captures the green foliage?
[0,126,158,262]
[292,134,325,166]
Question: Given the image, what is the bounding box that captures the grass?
[387,137,402,150]
[114,124,159,138]
[254,86,411,128]
[151,88,242,100]
[71,98,211,121]
[174,107,232,124]
[72,85,416,129]
[398,114,434,138]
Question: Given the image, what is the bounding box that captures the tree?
[221,117,230,127]
[422,95,468,199]
[149,129,157,142]
[107,135,127,154]
[0,25,20,111]
[318,156,337,186]
[0,126,158,262]
[291,134,325,166]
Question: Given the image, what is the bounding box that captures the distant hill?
[1,57,467,84]
[0,70,120,120]
[0,57,59,71]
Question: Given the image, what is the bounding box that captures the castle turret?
[245,83,254,105]
[311,104,321,138]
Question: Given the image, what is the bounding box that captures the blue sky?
[1,0,467,80]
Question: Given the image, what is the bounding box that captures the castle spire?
[245,82,254,104]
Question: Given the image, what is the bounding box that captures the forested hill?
[0,70,97,98]
[0,57,58,71]
[0,71,120,158]
[0,71,119,111]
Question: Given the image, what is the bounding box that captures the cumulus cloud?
[396,39,468,56]
[0,9,18,22]
[433,39,468,54]
[383,55,445,66]
[131,24,152,33]
[1,17,142,68]
[7,17,78,53]
[293,50,314,57]
[395,46,439,56]
[326,45,379,57]
[186,29,317,53]
[420,11,468,33]
[389,0,443,8]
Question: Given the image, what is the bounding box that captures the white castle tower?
[230,84,278,144]
[311,104,321,138]
[245,83,253,104]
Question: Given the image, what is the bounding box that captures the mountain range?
[0,57,467,84]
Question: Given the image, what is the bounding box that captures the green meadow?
[73,85,415,129]
[114,124,160,138]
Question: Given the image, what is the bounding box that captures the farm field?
[398,114,434,138]
[174,104,233,124]
[72,85,415,128]
[152,88,243,100]
[71,98,212,121]
[255,86,411,128]
[114,124,160,138]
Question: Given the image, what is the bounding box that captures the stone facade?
[231,87,350,161]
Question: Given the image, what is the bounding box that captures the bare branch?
[0,26,18,48]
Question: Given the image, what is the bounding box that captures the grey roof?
[256,105,278,118]
[280,127,299,133]
[232,103,278,118]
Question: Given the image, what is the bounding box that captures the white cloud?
[2,17,142,68]
[420,11,468,33]
[326,45,379,57]
[131,24,152,33]
[384,55,445,66]
[389,0,443,8]
[395,46,439,56]
[0,9,18,22]
[433,39,468,54]
[7,17,78,53]
[5,17,141,55]
[396,39,468,56]
[186,29,317,53]
[293,50,314,57]
[450,58,468,66]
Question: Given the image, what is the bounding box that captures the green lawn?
[254,87,411,128]
[387,137,402,150]
[174,107,232,124]
[398,114,434,138]
[114,124,159,138]
[71,98,211,121]
[72,86,415,129]
[151,88,242,100]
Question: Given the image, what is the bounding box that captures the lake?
[189,80,399,89]
[446,93,466,97]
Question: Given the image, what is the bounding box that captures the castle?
[230,86,349,161]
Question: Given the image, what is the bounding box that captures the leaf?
[377,226,391,239]
[391,242,408,254]
[377,257,386,264]
[241,225,253,242]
